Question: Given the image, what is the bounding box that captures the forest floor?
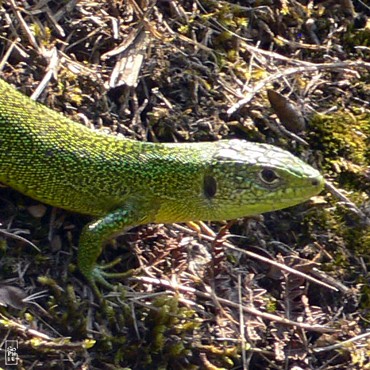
[0,1,369,369]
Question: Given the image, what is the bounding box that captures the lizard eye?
[259,168,280,184]
[204,175,217,198]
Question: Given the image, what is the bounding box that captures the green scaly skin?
[0,79,324,294]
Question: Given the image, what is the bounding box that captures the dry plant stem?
[131,275,337,333]
[172,223,338,292]
[8,0,40,51]
[313,331,370,353]
[228,61,370,115]
[242,40,319,65]
[325,181,370,226]
[275,35,330,51]
[225,244,338,291]
[31,47,60,101]
[0,228,40,251]
[310,268,351,294]
[0,313,52,341]
[238,273,248,368]
[263,118,309,146]
[0,40,17,71]
[54,0,78,22]
[44,7,65,37]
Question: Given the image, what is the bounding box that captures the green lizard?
[0,79,324,293]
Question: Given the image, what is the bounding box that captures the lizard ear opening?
[204,175,217,199]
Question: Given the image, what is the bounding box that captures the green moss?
[308,111,369,191]
[344,26,370,49]
[30,24,53,46]
[56,71,83,106]
[301,110,370,279]
[309,111,369,165]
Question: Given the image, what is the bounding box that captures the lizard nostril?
[311,177,323,187]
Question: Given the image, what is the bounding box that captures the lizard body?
[0,79,324,292]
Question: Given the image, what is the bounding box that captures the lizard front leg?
[77,199,156,296]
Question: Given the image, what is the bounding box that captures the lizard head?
[202,140,324,220]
